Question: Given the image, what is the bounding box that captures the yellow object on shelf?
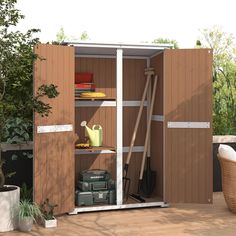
[75,143,90,149]
[80,92,106,98]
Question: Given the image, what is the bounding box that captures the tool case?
[75,190,93,206]
[93,190,116,204]
[75,189,116,206]
[79,169,111,182]
[78,179,115,192]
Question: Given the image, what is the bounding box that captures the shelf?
[70,200,167,214]
[75,97,116,101]
[75,146,116,154]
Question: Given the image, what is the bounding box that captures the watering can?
[80,121,103,147]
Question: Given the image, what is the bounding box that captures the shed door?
[164,49,213,203]
[34,44,75,214]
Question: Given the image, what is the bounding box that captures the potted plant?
[0,159,19,232]
[18,199,43,232]
[40,198,58,228]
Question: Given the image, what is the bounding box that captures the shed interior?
[71,42,171,210]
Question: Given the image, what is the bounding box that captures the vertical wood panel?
[123,59,146,100]
[150,54,164,198]
[150,122,163,197]
[164,49,213,203]
[34,44,75,214]
[150,53,164,115]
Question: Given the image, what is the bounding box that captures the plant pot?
[0,185,20,232]
[18,216,33,232]
[43,217,57,228]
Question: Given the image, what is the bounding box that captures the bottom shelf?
[70,196,166,214]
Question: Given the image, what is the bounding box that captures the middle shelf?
[75,97,116,101]
[75,146,116,155]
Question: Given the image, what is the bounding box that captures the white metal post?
[116,49,123,205]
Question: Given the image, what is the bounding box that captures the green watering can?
[80,121,103,147]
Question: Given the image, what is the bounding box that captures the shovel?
[123,68,154,201]
[140,155,156,197]
[129,75,157,202]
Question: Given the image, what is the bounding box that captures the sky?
[16,0,236,48]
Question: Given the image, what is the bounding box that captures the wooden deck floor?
[2,192,236,236]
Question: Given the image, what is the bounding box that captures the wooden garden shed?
[33,42,213,215]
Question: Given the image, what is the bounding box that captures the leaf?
[11,154,18,160]
[6,172,16,178]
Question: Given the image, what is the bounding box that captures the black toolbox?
[79,169,111,182]
[75,189,116,206]
[93,190,116,204]
[75,190,93,206]
[78,179,115,192]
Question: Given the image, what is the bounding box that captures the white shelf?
[69,201,168,214]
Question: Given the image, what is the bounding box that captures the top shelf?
[75,97,116,101]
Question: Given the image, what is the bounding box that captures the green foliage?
[0,0,59,144]
[4,117,32,143]
[0,0,40,143]
[80,31,89,41]
[56,26,67,43]
[55,28,90,43]
[40,198,58,220]
[0,0,59,187]
[20,183,33,202]
[33,84,59,117]
[18,199,43,222]
[197,26,236,134]
[153,38,179,49]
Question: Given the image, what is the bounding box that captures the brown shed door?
[34,44,75,214]
[164,49,213,203]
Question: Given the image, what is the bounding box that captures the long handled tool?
[123,68,154,201]
[129,75,158,202]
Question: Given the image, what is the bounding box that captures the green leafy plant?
[0,0,60,190]
[40,199,58,220]
[3,118,32,144]
[33,84,59,117]
[18,199,43,222]
[152,38,179,49]
[20,183,33,202]
[197,26,236,135]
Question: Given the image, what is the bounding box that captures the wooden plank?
[123,59,147,100]
[4,193,231,236]
[164,49,212,203]
[150,52,164,115]
[163,50,172,202]
[150,53,164,198]
[34,44,75,214]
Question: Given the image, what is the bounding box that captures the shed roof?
[64,41,173,58]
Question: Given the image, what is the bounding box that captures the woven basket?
[218,155,236,213]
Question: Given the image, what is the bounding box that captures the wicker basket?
[218,154,236,213]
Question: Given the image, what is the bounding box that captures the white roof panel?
[64,41,172,57]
